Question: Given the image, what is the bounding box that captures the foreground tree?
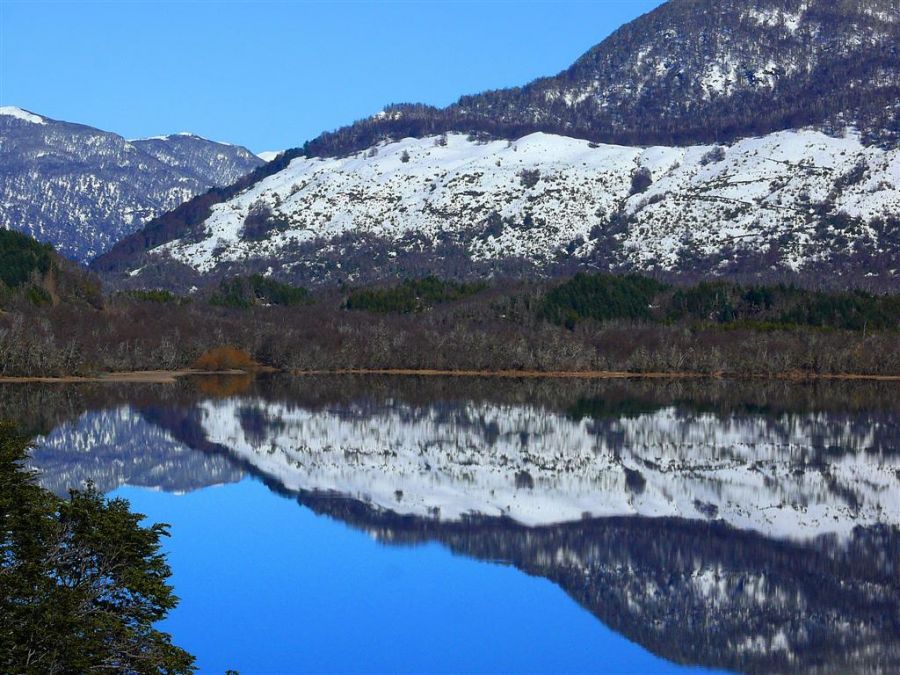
[0,422,195,674]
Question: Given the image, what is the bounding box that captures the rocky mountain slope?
[0,106,263,261]
[93,0,900,290]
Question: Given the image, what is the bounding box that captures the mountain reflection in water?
[7,375,899,674]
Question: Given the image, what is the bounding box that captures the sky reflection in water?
[117,479,702,674]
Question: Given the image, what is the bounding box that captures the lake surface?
[5,375,899,673]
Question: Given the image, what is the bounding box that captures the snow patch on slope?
[745,6,807,33]
[132,132,233,146]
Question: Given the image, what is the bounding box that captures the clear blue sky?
[0,0,665,153]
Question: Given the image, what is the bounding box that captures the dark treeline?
[0,230,54,291]
[541,274,900,332]
[0,228,103,310]
[344,277,487,314]
[209,274,310,309]
[1,261,899,377]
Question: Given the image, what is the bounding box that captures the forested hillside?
[0,229,102,310]
[304,0,900,156]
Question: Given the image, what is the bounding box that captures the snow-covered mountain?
[96,129,900,289]
[0,106,263,261]
[92,0,900,289]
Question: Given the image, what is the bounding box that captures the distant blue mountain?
[0,106,263,262]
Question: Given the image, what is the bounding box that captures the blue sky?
[0,1,665,153]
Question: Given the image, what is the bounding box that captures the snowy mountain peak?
[131,131,233,146]
[0,105,47,125]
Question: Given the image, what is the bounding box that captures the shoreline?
[293,368,708,380]
[1,368,899,384]
[292,369,900,382]
[0,369,250,384]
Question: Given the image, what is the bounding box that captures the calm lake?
[5,375,899,674]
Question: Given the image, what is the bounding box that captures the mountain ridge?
[304,0,900,156]
[0,106,263,262]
